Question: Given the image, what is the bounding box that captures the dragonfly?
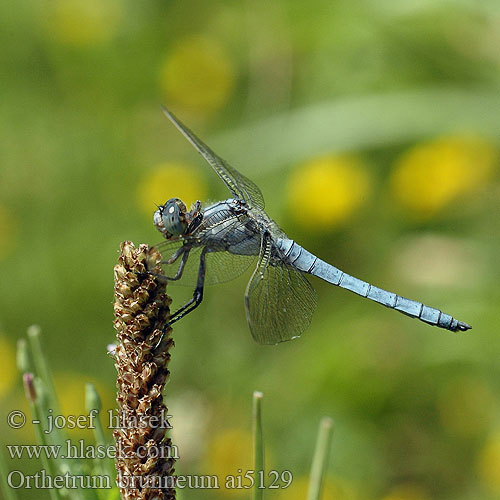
[152,107,472,345]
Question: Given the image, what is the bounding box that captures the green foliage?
[1,2,499,499]
[15,328,108,500]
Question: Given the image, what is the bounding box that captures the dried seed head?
[113,241,176,500]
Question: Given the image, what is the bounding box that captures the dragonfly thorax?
[154,198,188,237]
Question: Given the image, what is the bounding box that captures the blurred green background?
[1,1,500,499]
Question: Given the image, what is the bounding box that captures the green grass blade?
[215,87,500,175]
[16,338,31,373]
[0,445,18,500]
[252,391,265,500]
[307,417,334,500]
[26,325,61,415]
[26,328,99,500]
[23,374,62,500]
[85,383,116,483]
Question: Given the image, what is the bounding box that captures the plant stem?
[0,444,18,500]
[307,417,334,500]
[85,383,115,481]
[27,325,61,415]
[252,391,264,500]
[23,374,62,500]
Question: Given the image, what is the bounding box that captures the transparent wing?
[244,237,318,345]
[162,107,265,209]
[154,238,256,287]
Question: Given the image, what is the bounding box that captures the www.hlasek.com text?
[6,440,179,461]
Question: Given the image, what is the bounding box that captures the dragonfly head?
[154,198,188,238]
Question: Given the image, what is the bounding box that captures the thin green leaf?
[252,391,265,500]
[26,328,99,500]
[307,417,334,500]
[23,374,62,500]
[85,383,116,482]
[0,446,18,500]
[16,338,31,373]
[26,326,61,416]
[215,88,500,175]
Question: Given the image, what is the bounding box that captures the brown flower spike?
[113,241,176,499]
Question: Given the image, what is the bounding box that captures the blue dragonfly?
[153,107,471,344]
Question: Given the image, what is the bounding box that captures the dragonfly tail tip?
[457,321,472,332]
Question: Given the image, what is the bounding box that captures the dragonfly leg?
[168,248,206,323]
[138,247,189,282]
[162,249,190,281]
[153,248,207,350]
[164,245,185,264]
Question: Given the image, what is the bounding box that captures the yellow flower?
[42,0,123,47]
[391,135,498,219]
[160,35,235,114]
[136,162,207,217]
[0,204,16,261]
[0,336,17,398]
[381,484,430,500]
[477,432,500,494]
[202,427,252,497]
[273,476,357,500]
[287,155,371,230]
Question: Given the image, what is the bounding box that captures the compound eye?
[161,201,187,236]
